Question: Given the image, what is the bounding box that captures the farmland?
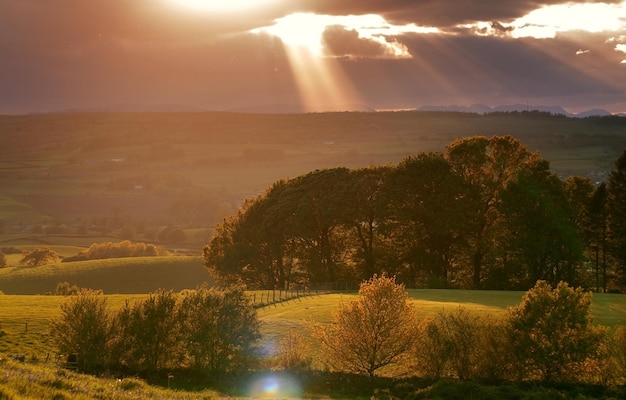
[1,111,625,252]
[1,111,626,398]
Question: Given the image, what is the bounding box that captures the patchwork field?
[1,111,625,253]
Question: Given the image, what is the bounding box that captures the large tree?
[445,135,548,288]
[383,153,472,287]
[343,166,394,280]
[499,169,583,288]
[608,149,626,286]
[587,182,609,291]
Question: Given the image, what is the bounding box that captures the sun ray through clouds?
[251,13,443,111]
[252,13,362,111]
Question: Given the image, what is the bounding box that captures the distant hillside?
[0,256,211,294]
[416,103,617,117]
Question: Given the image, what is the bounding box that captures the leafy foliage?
[114,290,181,371]
[205,135,599,290]
[506,280,607,382]
[178,284,260,372]
[608,149,626,284]
[49,286,261,375]
[313,274,419,376]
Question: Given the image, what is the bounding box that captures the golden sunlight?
[252,13,365,111]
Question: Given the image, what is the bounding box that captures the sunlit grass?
[0,357,222,399]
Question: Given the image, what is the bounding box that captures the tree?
[384,153,472,287]
[0,251,6,268]
[20,247,60,266]
[445,135,546,288]
[50,290,114,372]
[587,182,609,291]
[506,280,607,382]
[608,149,626,286]
[499,170,583,288]
[313,274,419,377]
[178,284,260,372]
[344,166,394,280]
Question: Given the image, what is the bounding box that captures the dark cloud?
[291,0,624,27]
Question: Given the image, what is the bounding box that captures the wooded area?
[204,135,626,291]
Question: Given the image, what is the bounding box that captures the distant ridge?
[48,102,621,116]
[416,103,620,118]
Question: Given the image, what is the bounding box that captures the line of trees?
[50,285,260,374]
[313,275,622,385]
[204,135,626,291]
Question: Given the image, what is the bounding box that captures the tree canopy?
[204,135,625,291]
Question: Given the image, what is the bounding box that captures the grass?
[0,357,223,399]
[1,289,624,399]
[0,256,211,294]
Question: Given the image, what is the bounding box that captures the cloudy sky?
[1,0,625,114]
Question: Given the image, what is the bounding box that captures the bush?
[273,329,312,371]
[178,285,261,372]
[49,290,114,372]
[55,282,80,296]
[114,290,181,371]
[416,307,484,380]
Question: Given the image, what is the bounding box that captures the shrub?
[416,307,484,380]
[49,290,114,372]
[55,282,80,296]
[63,240,168,262]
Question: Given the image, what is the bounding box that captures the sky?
[1,0,625,114]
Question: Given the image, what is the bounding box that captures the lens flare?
[248,374,302,398]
